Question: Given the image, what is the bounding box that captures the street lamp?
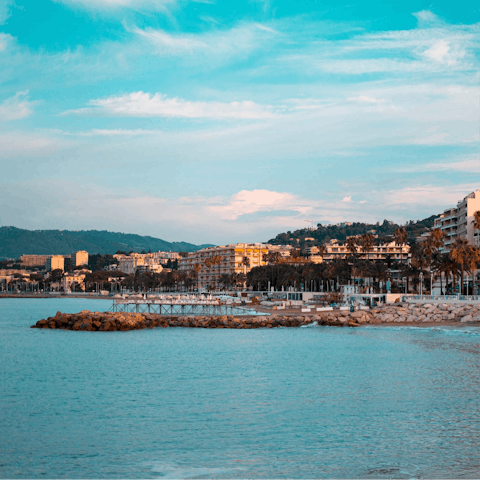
[403,277,407,295]
[419,272,424,296]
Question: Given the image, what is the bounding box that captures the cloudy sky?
[0,0,479,244]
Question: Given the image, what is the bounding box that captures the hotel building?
[433,189,480,252]
[178,243,270,289]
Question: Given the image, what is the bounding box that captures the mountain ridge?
[0,227,213,259]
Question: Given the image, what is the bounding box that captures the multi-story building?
[178,243,269,289]
[321,239,410,263]
[62,271,88,292]
[151,251,180,265]
[19,255,49,268]
[113,253,164,274]
[434,189,480,252]
[71,250,89,267]
[46,255,64,271]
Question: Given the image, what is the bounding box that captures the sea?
[1,298,479,479]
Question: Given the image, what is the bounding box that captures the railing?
[402,294,479,302]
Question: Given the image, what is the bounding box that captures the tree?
[473,211,480,247]
[450,238,471,295]
[358,233,375,260]
[345,237,358,257]
[394,227,408,245]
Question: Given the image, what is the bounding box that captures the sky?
[0,0,479,245]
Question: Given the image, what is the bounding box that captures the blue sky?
[0,0,479,244]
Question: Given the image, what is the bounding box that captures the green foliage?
[267,216,437,248]
[0,226,214,260]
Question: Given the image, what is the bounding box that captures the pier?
[110,294,264,316]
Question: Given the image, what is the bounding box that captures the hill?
[267,216,438,248]
[0,227,213,260]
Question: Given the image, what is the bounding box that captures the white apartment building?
[178,243,270,289]
[434,189,480,252]
[322,239,410,263]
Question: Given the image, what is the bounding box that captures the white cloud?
[397,156,480,173]
[347,96,384,104]
[52,0,177,12]
[65,128,162,136]
[62,91,278,119]
[0,1,13,24]
[383,184,479,207]
[254,23,280,35]
[421,40,465,66]
[0,91,36,121]
[133,27,208,54]
[0,32,10,51]
[207,189,310,220]
[132,22,278,59]
[341,196,352,203]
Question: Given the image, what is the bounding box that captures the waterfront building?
[178,243,269,289]
[71,250,89,267]
[321,238,410,263]
[433,189,480,252]
[46,255,64,272]
[19,255,49,268]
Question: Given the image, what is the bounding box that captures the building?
[321,239,410,263]
[178,243,269,289]
[113,252,164,274]
[71,250,89,267]
[151,251,180,265]
[19,255,49,268]
[62,271,88,292]
[433,189,480,252]
[46,255,64,271]
[263,244,293,259]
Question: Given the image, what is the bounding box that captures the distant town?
[1,189,479,296]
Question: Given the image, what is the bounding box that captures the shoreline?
[31,309,480,332]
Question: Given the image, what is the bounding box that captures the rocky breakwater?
[367,302,480,324]
[30,304,480,331]
[31,310,362,331]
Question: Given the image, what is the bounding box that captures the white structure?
[434,189,480,252]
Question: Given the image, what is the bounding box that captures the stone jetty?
[31,303,480,331]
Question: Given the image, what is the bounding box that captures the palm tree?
[193,264,201,291]
[450,238,471,295]
[473,211,480,247]
[359,233,375,260]
[394,227,408,245]
[242,256,251,274]
[345,237,358,257]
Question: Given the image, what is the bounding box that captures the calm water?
[1,298,479,479]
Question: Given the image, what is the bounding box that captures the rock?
[460,315,472,323]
